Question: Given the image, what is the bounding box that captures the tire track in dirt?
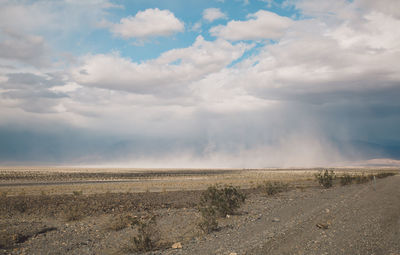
[249,175,400,255]
[171,175,399,255]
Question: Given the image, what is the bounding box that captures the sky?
[0,0,400,167]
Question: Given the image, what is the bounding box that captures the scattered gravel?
[1,173,399,255]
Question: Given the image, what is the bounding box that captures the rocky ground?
[0,170,399,255]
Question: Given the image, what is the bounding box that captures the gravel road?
[171,175,400,255]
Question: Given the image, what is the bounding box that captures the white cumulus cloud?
[71,36,251,96]
[112,8,184,39]
[203,8,227,22]
[210,10,293,40]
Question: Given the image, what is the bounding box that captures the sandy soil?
[0,168,399,255]
[0,168,318,195]
[0,167,392,195]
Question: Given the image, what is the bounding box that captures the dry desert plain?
[0,167,399,255]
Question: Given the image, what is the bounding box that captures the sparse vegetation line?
[0,179,144,187]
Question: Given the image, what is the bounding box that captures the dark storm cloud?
[2,90,67,99]
[1,108,399,166]
[0,72,69,113]
[0,30,50,67]
[4,72,67,88]
[0,125,207,165]
[251,81,400,106]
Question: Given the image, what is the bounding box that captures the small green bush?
[108,214,138,231]
[72,190,83,196]
[315,170,335,188]
[198,185,246,233]
[262,181,289,195]
[338,172,395,186]
[0,232,14,249]
[14,200,28,213]
[199,185,246,217]
[375,172,396,178]
[355,174,370,184]
[198,206,218,233]
[13,195,29,213]
[65,204,84,221]
[128,216,160,252]
[339,173,353,186]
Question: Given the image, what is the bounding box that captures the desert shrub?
[200,185,246,217]
[198,185,246,233]
[127,216,160,252]
[315,170,335,188]
[262,181,289,195]
[14,196,28,213]
[14,201,28,213]
[72,190,83,196]
[0,232,14,249]
[375,172,396,178]
[108,214,138,231]
[355,174,370,184]
[339,174,353,186]
[65,204,84,221]
[298,186,306,192]
[198,206,218,233]
[339,172,395,186]
[0,191,7,198]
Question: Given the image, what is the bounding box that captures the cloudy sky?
[1,0,400,167]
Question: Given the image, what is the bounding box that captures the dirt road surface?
[174,175,400,255]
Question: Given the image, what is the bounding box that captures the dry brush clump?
[107,214,139,231]
[64,205,84,221]
[198,206,219,233]
[0,232,29,250]
[2,194,30,214]
[0,227,57,250]
[339,173,354,186]
[338,173,371,185]
[338,171,396,186]
[0,232,14,250]
[124,215,162,253]
[0,191,8,198]
[64,199,87,222]
[72,190,83,196]
[356,174,374,184]
[375,172,396,178]
[14,198,28,213]
[315,170,336,188]
[261,181,289,195]
[198,185,246,233]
